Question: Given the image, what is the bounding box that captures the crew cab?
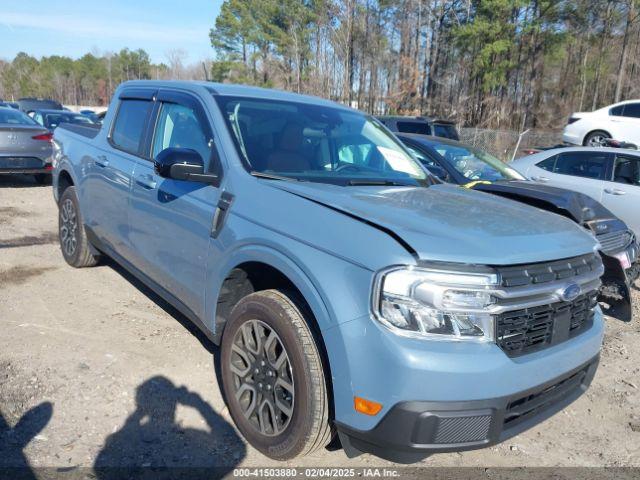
[53,81,604,463]
[398,133,639,321]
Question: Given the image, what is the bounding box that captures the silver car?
[512,147,640,237]
[0,107,54,184]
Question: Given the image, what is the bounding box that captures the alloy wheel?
[60,198,78,257]
[229,319,295,437]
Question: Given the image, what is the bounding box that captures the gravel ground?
[1,174,639,476]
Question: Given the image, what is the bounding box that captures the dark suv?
[377,115,460,140]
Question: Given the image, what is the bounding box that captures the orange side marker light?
[354,396,383,416]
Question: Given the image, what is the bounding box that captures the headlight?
[372,266,499,342]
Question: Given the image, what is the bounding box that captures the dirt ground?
[1,174,639,477]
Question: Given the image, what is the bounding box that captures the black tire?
[583,130,611,147]
[220,290,331,460]
[58,186,100,268]
[34,173,50,185]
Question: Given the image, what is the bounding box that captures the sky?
[0,0,223,64]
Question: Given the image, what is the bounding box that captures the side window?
[613,155,640,186]
[554,152,609,180]
[152,103,211,162]
[622,103,640,119]
[536,155,557,172]
[111,99,152,155]
[610,105,625,116]
[34,113,43,126]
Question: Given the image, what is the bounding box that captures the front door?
[127,90,222,317]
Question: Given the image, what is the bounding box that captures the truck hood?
[270,182,598,266]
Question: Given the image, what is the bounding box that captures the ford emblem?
[560,283,581,302]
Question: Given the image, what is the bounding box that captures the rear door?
[81,89,155,258]
[601,153,640,237]
[611,103,640,145]
[530,150,612,202]
[127,89,222,317]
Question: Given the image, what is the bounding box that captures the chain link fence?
[459,128,563,162]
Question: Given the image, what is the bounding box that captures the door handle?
[136,174,157,190]
[95,155,109,168]
[531,175,550,183]
[604,187,626,196]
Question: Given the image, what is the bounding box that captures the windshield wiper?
[347,179,414,187]
[250,171,298,182]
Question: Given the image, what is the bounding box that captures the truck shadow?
[0,402,53,480]
[93,376,246,479]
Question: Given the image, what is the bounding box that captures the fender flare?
[205,243,335,340]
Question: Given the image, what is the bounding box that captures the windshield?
[0,108,38,126]
[45,113,94,129]
[215,95,429,186]
[430,142,525,182]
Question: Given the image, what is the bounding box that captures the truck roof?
[119,80,353,112]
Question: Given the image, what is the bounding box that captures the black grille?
[497,254,601,287]
[433,415,492,444]
[504,365,589,429]
[495,293,597,357]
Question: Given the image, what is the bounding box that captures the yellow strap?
[463,180,492,189]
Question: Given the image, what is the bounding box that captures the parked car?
[32,110,95,131]
[53,81,604,463]
[377,115,460,140]
[399,133,639,320]
[17,97,63,114]
[563,100,640,147]
[512,147,640,239]
[0,107,54,184]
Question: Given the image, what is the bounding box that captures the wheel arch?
[56,168,75,203]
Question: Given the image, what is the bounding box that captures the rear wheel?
[58,187,100,268]
[220,290,331,460]
[584,130,610,147]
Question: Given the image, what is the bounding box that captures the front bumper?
[337,355,599,463]
[599,241,639,321]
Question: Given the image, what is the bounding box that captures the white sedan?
[563,100,640,147]
[512,147,640,237]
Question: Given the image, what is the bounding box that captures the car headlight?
[372,266,500,342]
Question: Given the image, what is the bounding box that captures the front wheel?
[220,290,332,460]
[58,187,100,268]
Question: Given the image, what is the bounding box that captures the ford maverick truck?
[53,81,604,463]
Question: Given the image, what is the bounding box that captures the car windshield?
[430,142,525,182]
[432,124,459,140]
[0,108,38,126]
[215,95,429,186]
[45,113,94,129]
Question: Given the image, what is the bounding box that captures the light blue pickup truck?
[53,81,604,463]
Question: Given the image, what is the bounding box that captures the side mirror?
[154,148,218,184]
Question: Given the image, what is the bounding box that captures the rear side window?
[433,124,459,140]
[554,151,609,180]
[536,155,557,172]
[111,99,152,154]
[623,103,640,119]
[397,121,431,135]
[610,105,625,116]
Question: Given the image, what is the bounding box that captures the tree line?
[210,0,640,130]
[0,48,211,107]
[1,1,638,130]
